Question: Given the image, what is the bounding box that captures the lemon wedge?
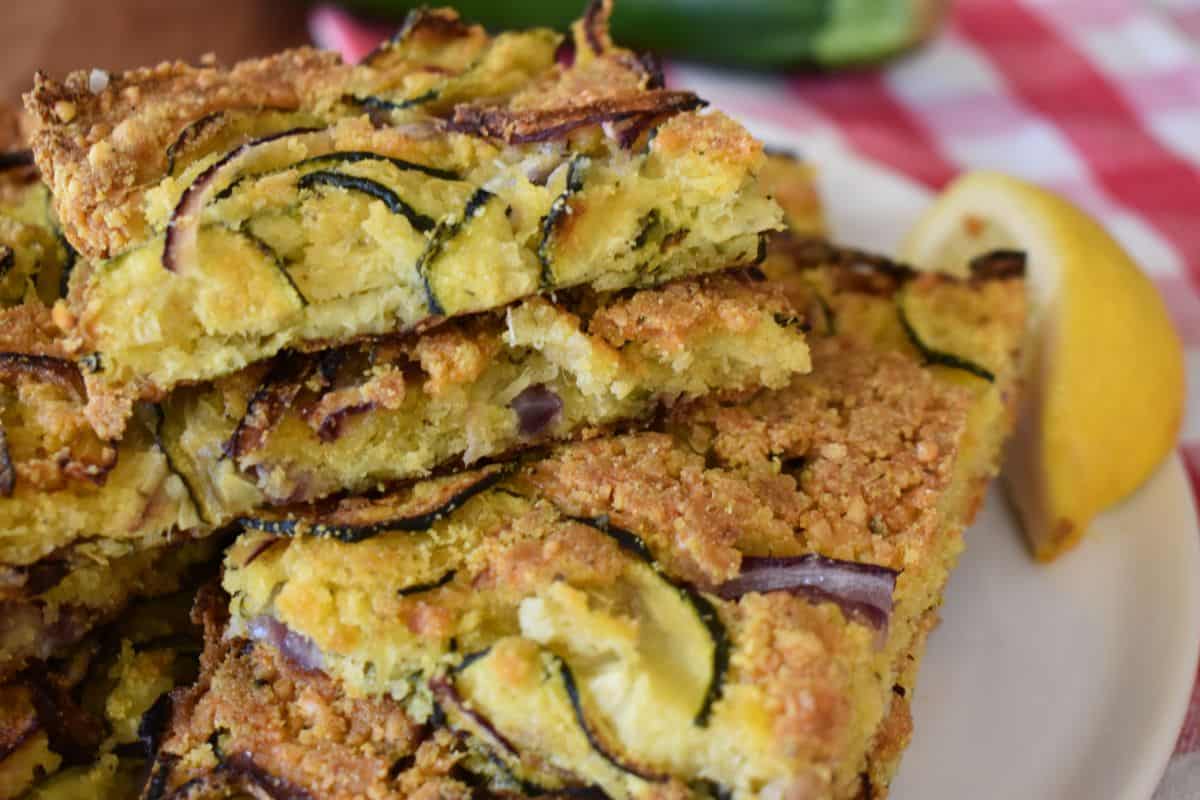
[901,171,1185,560]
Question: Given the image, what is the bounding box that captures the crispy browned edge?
[23,47,343,261]
[854,366,1024,800]
[22,1,724,265]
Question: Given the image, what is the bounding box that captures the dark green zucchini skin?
[237,464,511,543]
[537,155,588,288]
[339,0,942,69]
[896,302,995,383]
[213,150,460,203]
[569,515,654,563]
[345,89,440,113]
[295,150,460,183]
[397,569,457,596]
[229,225,309,307]
[555,655,668,783]
[55,232,77,300]
[0,422,13,497]
[148,403,210,525]
[571,515,729,727]
[417,187,494,316]
[298,170,437,233]
[165,112,225,176]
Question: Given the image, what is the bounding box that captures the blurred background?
[1,0,958,100]
[5,1,1199,102]
[1,1,309,100]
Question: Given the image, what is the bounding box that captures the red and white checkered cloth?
[312,0,1200,794]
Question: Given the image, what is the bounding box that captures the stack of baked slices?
[0,4,1026,799]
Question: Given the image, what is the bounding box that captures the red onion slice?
[0,423,13,498]
[163,127,332,272]
[510,383,562,437]
[246,615,325,673]
[715,555,897,632]
[580,0,609,55]
[554,38,576,68]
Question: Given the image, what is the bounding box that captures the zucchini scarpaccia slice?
[236,463,511,542]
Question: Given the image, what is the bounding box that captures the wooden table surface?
[2,0,311,102]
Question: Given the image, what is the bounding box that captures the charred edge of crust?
[155,752,314,800]
[776,234,1026,294]
[968,249,1026,281]
[0,351,86,399]
[448,91,706,144]
[362,6,476,67]
[26,672,106,765]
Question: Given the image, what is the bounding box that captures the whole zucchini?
[337,0,948,68]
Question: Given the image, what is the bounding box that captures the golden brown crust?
[0,301,67,359]
[670,337,970,568]
[0,303,115,494]
[24,49,345,259]
[524,337,972,585]
[23,3,753,265]
[590,270,791,355]
[161,611,454,800]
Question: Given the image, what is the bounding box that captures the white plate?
[744,119,1200,800]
